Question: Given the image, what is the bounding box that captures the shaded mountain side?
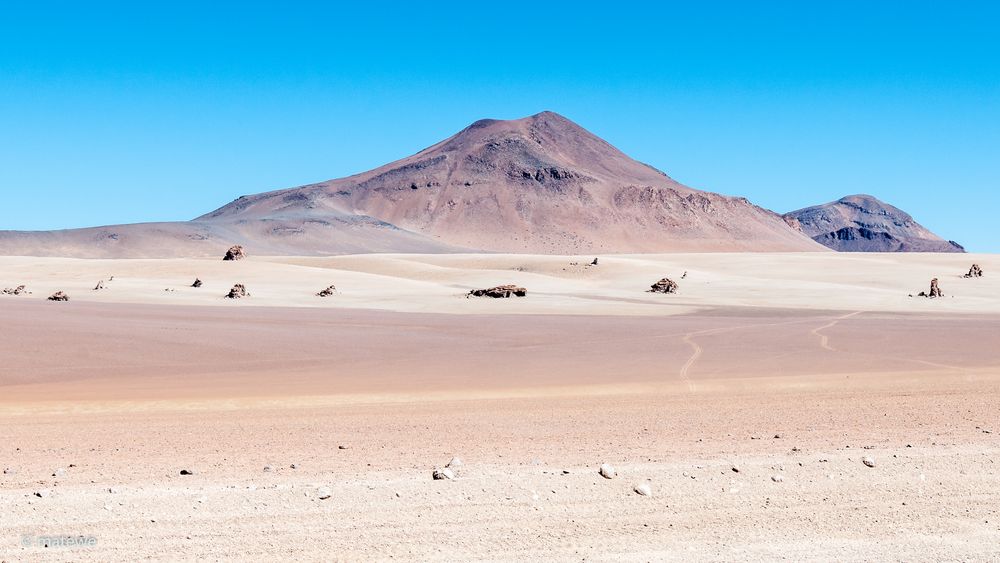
[784,195,964,253]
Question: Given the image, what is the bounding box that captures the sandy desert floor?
[1,253,999,561]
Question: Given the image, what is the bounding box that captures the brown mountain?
[784,194,964,253]
[0,111,821,257]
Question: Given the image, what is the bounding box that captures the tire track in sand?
[811,311,864,352]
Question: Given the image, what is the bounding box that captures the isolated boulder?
[432,467,455,480]
[47,291,69,302]
[649,278,679,294]
[191,278,203,288]
[468,284,527,298]
[316,285,337,297]
[1,285,28,295]
[223,245,246,261]
[964,264,984,278]
[225,284,249,299]
[598,463,617,479]
[93,280,106,291]
[590,258,599,266]
[918,278,943,298]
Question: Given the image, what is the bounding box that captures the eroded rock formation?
[225,284,249,299]
[468,285,527,298]
[1,285,28,295]
[47,291,69,301]
[223,245,246,261]
[649,278,679,294]
[964,264,983,278]
[317,285,337,297]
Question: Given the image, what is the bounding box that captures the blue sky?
[1,2,997,251]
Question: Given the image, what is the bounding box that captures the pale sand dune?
[2,253,999,561]
[0,252,996,315]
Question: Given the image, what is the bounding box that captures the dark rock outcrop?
[964,264,983,278]
[468,285,527,298]
[784,195,964,253]
[316,285,337,297]
[47,291,69,301]
[2,285,28,295]
[225,284,249,299]
[648,278,679,294]
[192,278,203,288]
[223,245,246,261]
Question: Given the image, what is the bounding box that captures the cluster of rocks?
[964,264,983,278]
[468,284,527,298]
[1,285,28,295]
[316,285,337,297]
[225,284,249,299]
[47,291,69,302]
[223,245,246,261]
[649,278,679,294]
[916,278,944,298]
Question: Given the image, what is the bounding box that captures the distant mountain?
[783,195,964,253]
[0,111,822,257]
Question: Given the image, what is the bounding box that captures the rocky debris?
[446,457,463,468]
[225,284,249,299]
[771,474,785,483]
[1,285,29,295]
[917,278,943,298]
[317,486,332,500]
[47,291,69,302]
[862,456,877,468]
[648,278,679,294]
[432,467,456,480]
[179,469,195,476]
[317,285,337,297]
[964,264,984,278]
[33,489,51,498]
[222,245,246,261]
[598,463,617,479]
[468,284,527,298]
[633,482,652,497]
[191,278,203,288]
[94,280,106,291]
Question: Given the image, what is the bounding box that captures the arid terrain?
[1,252,998,561]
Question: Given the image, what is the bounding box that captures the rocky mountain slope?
[784,195,964,253]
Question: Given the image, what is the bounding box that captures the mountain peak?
[785,195,963,253]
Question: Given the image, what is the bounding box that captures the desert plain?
[1,252,999,561]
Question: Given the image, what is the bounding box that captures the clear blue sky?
[2,2,997,251]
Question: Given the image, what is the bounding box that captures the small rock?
[180,469,195,476]
[263,465,274,473]
[107,487,121,494]
[290,463,299,469]
[432,467,455,480]
[3,467,16,475]
[590,258,599,266]
[338,445,349,450]
[317,486,332,500]
[93,280,106,291]
[598,463,617,479]
[34,489,52,498]
[191,278,203,288]
[634,482,652,496]
[47,291,69,302]
[771,474,784,483]
[317,285,337,297]
[731,465,740,473]
[52,468,66,477]
[862,456,877,468]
